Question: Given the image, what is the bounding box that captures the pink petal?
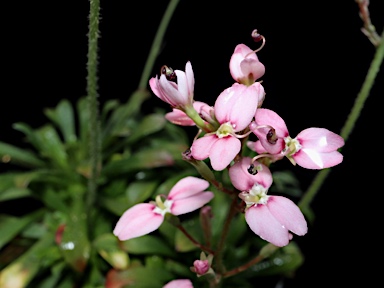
[165,109,195,126]
[230,44,259,81]
[159,74,187,107]
[246,140,267,154]
[163,279,194,288]
[267,196,308,236]
[171,192,214,215]
[251,108,288,154]
[113,203,164,241]
[175,69,189,102]
[168,176,210,200]
[214,83,259,131]
[294,149,344,169]
[245,204,290,247]
[191,134,218,160]
[229,157,273,191]
[240,58,265,81]
[209,136,241,171]
[185,61,194,97]
[296,128,345,152]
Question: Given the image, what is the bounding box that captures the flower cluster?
[113,29,345,286]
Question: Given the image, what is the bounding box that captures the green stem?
[299,28,384,211]
[214,197,238,275]
[138,0,180,90]
[86,0,101,212]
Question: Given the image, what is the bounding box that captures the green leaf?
[102,89,150,141]
[174,218,202,252]
[0,141,45,168]
[126,113,166,144]
[33,125,69,169]
[271,170,303,197]
[251,242,304,277]
[12,122,40,149]
[0,232,55,287]
[121,235,176,257]
[58,185,90,273]
[93,233,129,269]
[0,210,45,250]
[102,148,175,177]
[125,180,159,206]
[44,99,77,144]
[40,187,69,213]
[106,266,173,288]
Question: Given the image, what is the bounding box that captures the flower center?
[238,183,269,208]
[283,136,302,156]
[216,122,234,138]
[153,195,173,216]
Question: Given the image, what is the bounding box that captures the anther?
[247,164,258,175]
[160,65,176,80]
[245,29,266,57]
[266,128,278,144]
[251,29,263,42]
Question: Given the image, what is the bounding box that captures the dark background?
[1,1,383,287]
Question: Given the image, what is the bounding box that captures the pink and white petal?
[266,196,308,236]
[113,203,164,241]
[214,83,259,131]
[240,58,265,81]
[229,84,261,131]
[245,204,290,247]
[159,74,184,107]
[168,176,209,200]
[163,279,194,288]
[296,128,345,152]
[246,140,268,154]
[229,157,273,191]
[214,84,245,123]
[229,44,255,80]
[149,77,161,98]
[254,108,289,136]
[191,134,217,160]
[171,192,214,215]
[175,70,189,102]
[210,136,241,171]
[185,61,195,96]
[251,108,289,154]
[294,149,343,169]
[165,109,195,126]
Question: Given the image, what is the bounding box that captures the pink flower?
[190,252,214,277]
[113,177,214,241]
[229,157,307,247]
[229,44,265,86]
[149,61,194,109]
[165,101,213,126]
[249,108,345,169]
[163,279,194,288]
[191,83,264,171]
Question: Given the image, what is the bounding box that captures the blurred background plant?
[0,0,383,287]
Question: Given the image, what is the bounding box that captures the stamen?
[266,128,278,144]
[247,164,258,175]
[245,29,266,58]
[160,65,176,80]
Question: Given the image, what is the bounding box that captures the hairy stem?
[86,0,101,213]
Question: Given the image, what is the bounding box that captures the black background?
[1,1,383,287]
